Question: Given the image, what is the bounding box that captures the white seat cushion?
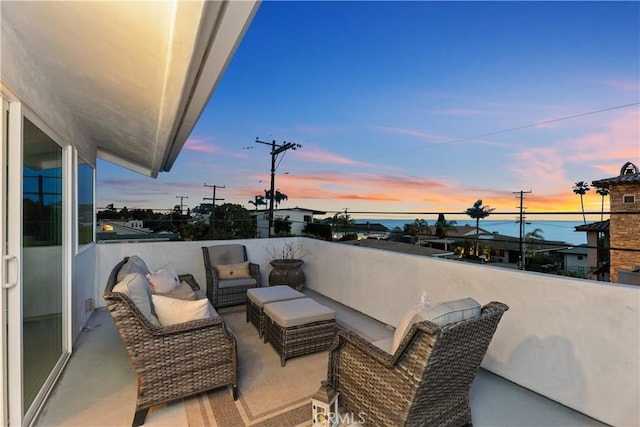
[247,285,305,307]
[264,298,335,328]
[414,297,481,326]
[391,296,480,354]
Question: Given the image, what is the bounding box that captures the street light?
[254,137,302,237]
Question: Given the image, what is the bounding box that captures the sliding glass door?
[21,116,64,413]
[3,100,69,426]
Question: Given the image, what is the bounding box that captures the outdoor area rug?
[183,307,328,426]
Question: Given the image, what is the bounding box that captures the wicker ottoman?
[263,298,336,366]
[246,285,306,338]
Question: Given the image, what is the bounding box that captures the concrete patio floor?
[34,291,607,427]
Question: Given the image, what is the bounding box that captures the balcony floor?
[35,291,606,427]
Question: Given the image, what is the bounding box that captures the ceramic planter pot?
[268,259,305,291]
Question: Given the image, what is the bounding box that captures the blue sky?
[98,1,639,220]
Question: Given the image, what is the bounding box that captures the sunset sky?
[97,1,640,221]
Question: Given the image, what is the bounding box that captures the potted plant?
[267,241,309,290]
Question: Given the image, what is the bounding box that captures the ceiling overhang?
[1,0,259,177]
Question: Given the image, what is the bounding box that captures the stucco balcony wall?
[90,237,639,427]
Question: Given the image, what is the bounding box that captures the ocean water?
[354,219,588,246]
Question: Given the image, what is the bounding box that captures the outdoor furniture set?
[104,244,508,427]
[246,285,336,366]
[104,255,238,427]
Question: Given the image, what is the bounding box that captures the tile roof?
[575,220,610,232]
[592,173,640,187]
[592,161,640,187]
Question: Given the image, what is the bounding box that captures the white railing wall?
[300,238,639,427]
[88,237,639,427]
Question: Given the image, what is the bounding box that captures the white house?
[253,207,326,237]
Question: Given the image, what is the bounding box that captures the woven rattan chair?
[104,257,238,427]
[202,244,261,308]
[328,301,508,427]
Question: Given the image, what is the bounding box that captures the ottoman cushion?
[264,298,335,328]
[247,285,305,307]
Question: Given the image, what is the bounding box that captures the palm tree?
[248,195,267,210]
[465,200,494,257]
[596,187,610,221]
[525,227,545,252]
[572,181,591,224]
[264,189,289,208]
[403,218,429,236]
[525,227,544,241]
[274,190,288,207]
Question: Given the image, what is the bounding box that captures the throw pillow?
[151,295,211,326]
[112,273,160,327]
[155,280,196,301]
[216,261,251,279]
[116,255,150,282]
[163,262,179,282]
[391,291,430,354]
[146,268,179,293]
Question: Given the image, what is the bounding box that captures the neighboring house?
[337,222,391,240]
[253,207,327,238]
[575,220,610,281]
[341,239,452,258]
[591,162,640,284]
[553,245,589,278]
[417,225,491,252]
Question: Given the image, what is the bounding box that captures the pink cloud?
[183,137,221,154]
[375,126,444,142]
[599,79,640,93]
[294,147,370,166]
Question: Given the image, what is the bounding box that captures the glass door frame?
[1,93,11,427]
[4,99,72,426]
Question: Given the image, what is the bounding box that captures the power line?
[403,102,639,153]
[514,190,533,270]
[175,196,188,215]
[204,184,225,238]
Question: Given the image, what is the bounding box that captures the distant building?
[252,207,326,238]
[341,239,452,258]
[590,161,640,284]
[553,245,589,278]
[575,220,610,281]
[336,222,391,240]
[97,220,178,241]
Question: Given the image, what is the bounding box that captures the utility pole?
[514,190,532,270]
[175,195,188,215]
[254,137,301,237]
[204,184,225,238]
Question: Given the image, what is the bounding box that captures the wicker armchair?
[104,257,238,427]
[202,244,261,308]
[328,301,509,427]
